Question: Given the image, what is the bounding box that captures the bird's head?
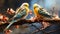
[16,3,29,14]
[21,3,30,15]
[33,4,43,11]
[33,4,42,9]
[21,3,29,8]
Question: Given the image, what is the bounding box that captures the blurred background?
[0,0,60,34]
[0,0,60,17]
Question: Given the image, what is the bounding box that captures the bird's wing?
[38,9,52,18]
[13,8,27,20]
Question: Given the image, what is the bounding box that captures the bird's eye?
[24,5,29,7]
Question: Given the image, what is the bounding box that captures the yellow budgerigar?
[33,4,54,19]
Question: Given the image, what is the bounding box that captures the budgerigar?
[33,4,54,19]
[4,3,30,31]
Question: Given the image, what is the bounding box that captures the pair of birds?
[4,3,54,31]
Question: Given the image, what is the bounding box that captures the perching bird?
[4,3,29,31]
[33,4,54,19]
[33,4,55,30]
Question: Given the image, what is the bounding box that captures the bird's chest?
[36,11,44,19]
